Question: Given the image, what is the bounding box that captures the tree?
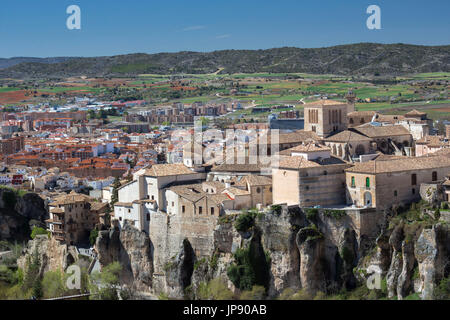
[89,228,99,246]
[89,262,122,300]
[111,177,121,205]
[42,271,65,299]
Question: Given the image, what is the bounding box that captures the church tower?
[345,90,356,113]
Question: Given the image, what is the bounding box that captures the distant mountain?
[0,57,76,70]
[0,43,449,79]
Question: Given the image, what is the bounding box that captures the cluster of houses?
[2,95,450,247]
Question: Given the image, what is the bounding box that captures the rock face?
[91,205,449,300]
[0,190,48,241]
[17,235,78,276]
[414,224,450,300]
[96,220,153,292]
[358,220,450,300]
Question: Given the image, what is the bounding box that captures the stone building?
[272,143,352,207]
[113,164,206,233]
[351,124,413,155]
[303,100,349,137]
[345,155,450,210]
[324,130,374,160]
[46,192,109,245]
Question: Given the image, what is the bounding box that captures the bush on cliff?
[30,226,49,240]
[227,242,271,292]
[89,261,122,300]
[196,278,233,300]
[239,285,266,300]
[434,277,450,300]
[89,228,99,246]
[234,211,256,233]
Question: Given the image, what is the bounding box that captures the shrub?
[305,208,318,220]
[89,228,99,246]
[240,285,266,300]
[434,277,450,300]
[227,243,271,292]
[234,212,256,233]
[194,258,207,271]
[291,289,313,300]
[89,261,122,300]
[323,209,347,219]
[270,205,282,216]
[278,288,295,300]
[313,291,327,300]
[209,253,219,271]
[42,271,66,299]
[31,226,49,240]
[197,278,233,300]
[158,292,169,300]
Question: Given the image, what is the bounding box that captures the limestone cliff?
[0,189,48,241]
[92,204,449,300]
[17,235,79,275]
[95,220,153,292]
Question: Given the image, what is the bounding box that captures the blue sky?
[0,0,449,57]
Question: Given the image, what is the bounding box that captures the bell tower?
[345,90,356,113]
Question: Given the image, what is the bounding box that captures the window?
[151,195,154,200]
[199,206,203,215]
[366,177,370,188]
[269,187,272,192]
[256,187,261,194]
[172,202,174,207]
[432,171,437,181]
[128,209,131,213]
[119,217,122,221]
[211,207,214,215]
[351,177,355,188]
[412,188,415,195]
[394,190,398,197]
[323,171,328,176]
[182,206,185,213]
[146,214,150,221]
[411,174,417,186]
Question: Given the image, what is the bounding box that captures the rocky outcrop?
[95,220,153,292]
[415,224,450,300]
[17,235,78,275]
[90,204,449,300]
[296,227,326,295]
[0,190,48,241]
[397,240,415,300]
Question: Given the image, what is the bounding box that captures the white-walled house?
[113,164,206,233]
